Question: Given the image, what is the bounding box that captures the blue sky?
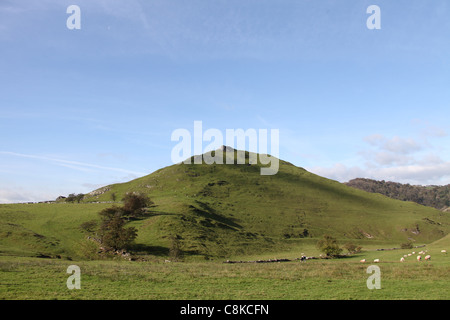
[1,0,450,203]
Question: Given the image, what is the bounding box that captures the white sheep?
[374,259,380,263]
[441,250,447,254]
[360,259,366,263]
[425,255,431,261]
[400,257,405,262]
[417,255,421,261]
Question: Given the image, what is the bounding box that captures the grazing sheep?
[412,252,415,254]
[417,255,421,261]
[425,255,431,261]
[360,259,366,263]
[400,257,405,262]
[408,253,412,256]
[374,259,380,263]
[403,255,408,258]
[441,250,447,254]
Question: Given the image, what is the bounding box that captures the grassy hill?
[1,148,450,260]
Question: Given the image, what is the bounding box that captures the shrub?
[401,241,413,249]
[98,206,137,251]
[316,234,343,257]
[66,193,84,203]
[122,193,153,218]
[100,215,137,251]
[343,242,362,254]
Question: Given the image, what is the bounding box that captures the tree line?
[345,178,450,210]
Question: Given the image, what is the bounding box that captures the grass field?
[1,235,449,300]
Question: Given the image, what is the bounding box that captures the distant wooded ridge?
[345,178,450,211]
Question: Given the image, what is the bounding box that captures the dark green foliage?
[122,193,153,218]
[98,206,125,221]
[98,206,137,251]
[343,242,362,254]
[66,193,84,203]
[401,241,413,249]
[346,178,450,210]
[316,234,343,257]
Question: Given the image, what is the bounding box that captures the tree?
[122,193,153,218]
[65,193,84,203]
[75,193,84,203]
[343,242,362,254]
[66,193,76,203]
[316,234,343,257]
[98,206,137,251]
[98,206,125,221]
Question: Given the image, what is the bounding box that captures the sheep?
[374,259,380,263]
[400,257,405,262]
[425,255,431,261]
[417,255,421,261]
[441,250,447,254]
[360,259,366,263]
[408,253,412,256]
[403,255,408,258]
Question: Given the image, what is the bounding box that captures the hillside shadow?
[146,210,177,217]
[130,243,201,258]
[131,244,169,256]
[125,211,176,222]
[191,201,242,230]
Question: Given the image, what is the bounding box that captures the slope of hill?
[1,148,450,260]
[345,178,450,210]
[81,148,450,258]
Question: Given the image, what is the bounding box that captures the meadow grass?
[1,247,449,300]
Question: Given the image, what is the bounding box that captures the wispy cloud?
[307,127,450,185]
[0,151,147,176]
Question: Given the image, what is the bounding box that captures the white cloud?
[308,130,450,186]
[309,161,450,186]
[308,163,367,183]
[412,119,448,138]
[0,188,57,204]
[363,134,422,155]
[375,162,450,185]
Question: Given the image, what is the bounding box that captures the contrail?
[0,151,147,176]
